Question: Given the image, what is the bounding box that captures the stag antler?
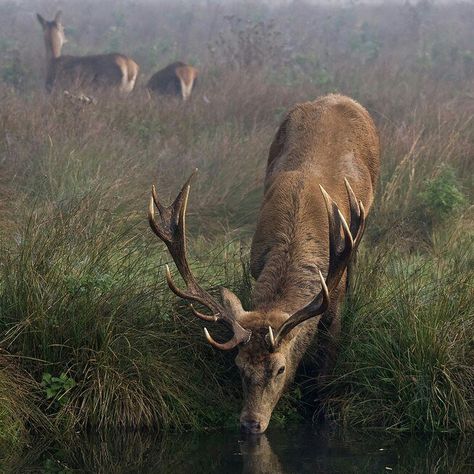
[267,179,366,351]
[148,170,251,350]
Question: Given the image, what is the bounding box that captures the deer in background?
[147,62,198,101]
[148,94,380,433]
[36,11,139,94]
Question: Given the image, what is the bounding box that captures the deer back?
[49,54,138,93]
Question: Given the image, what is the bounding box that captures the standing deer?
[148,94,380,434]
[147,62,198,101]
[36,11,139,94]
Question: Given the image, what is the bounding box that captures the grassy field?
[0,0,473,449]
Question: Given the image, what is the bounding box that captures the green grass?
[321,222,474,433]
[0,197,247,433]
[0,356,49,449]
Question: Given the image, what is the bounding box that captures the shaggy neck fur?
[251,175,328,316]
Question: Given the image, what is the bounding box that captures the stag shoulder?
[266,94,379,192]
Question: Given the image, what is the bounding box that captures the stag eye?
[276,366,285,376]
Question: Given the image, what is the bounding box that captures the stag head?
[148,170,365,434]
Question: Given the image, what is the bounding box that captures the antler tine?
[164,264,213,309]
[149,168,198,237]
[204,325,252,351]
[148,170,252,351]
[344,178,366,251]
[148,193,168,241]
[354,201,366,251]
[268,270,329,351]
[173,168,197,230]
[151,184,165,216]
[344,178,360,237]
[190,304,218,322]
[321,185,353,292]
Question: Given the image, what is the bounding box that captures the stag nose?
[240,419,262,434]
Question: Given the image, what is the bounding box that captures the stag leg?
[301,276,345,414]
[316,277,345,379]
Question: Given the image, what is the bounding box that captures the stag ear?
[36,13,47,28]
[221,288,245,315]
[54,11,62,24]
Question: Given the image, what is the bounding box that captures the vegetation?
[0,0,472,453]
[322,223,473,433]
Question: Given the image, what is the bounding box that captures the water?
[2,426,472,473]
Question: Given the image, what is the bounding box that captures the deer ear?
[36,13,47,28]
[54,11,62,24]
[221,288,245,314]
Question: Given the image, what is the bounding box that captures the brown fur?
[36,12,139,94]
[147,62,198,100]
[230,94,380,433]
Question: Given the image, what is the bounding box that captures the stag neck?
[252,251,328,316]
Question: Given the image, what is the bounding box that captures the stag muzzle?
[240,412,271,434]
[240,419,262,434]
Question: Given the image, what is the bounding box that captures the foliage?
[418,166,467,224]
[41,373,76,410]
[321,225,474,433]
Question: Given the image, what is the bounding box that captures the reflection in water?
[241,435,283,474]
[1,426,473,473]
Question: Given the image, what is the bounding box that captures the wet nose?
[240,419,262,434]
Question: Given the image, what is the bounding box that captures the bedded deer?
[36,11,139,94]
[147,62,198,101]
[148,94,380,434]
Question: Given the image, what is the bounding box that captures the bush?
[418,166,467,224]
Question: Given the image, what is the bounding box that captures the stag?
[36,11,139,94]
[148,94,380,433]
[147,62,198,101]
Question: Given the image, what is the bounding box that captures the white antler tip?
[318,269,329,296]
[319,184,332,204]
[268,326,275,348]
[148,196,154,213]
[338,209,354,246]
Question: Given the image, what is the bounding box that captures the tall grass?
[0,0,473,445]
[0,194,249,433]
[321,222,474,433]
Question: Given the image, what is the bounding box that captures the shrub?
[418,166,467,224]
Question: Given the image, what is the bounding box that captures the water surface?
[2,426,472,473]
